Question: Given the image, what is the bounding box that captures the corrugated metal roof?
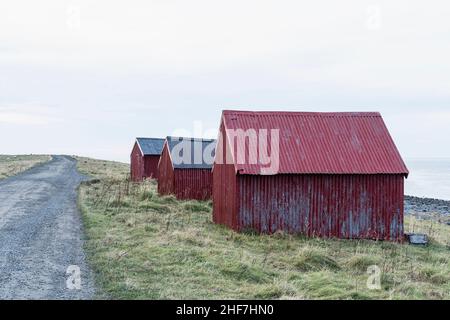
[221,110,409,175]
[136,138,165,156]
[166,136,216,169]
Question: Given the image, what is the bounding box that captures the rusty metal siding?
[174,169,212,200]
[157,142,175,196]
[131,142,144,182]
[213,163,238,226]
[143,155,160,180]
[235,174,404,241]
[213,122,239,227]
[222,110,409,175]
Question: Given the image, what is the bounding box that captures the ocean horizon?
[404,158,450,201]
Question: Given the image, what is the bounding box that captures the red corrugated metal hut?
[158,136,216,200]
[212,110,409,241]
[130,138,165,182]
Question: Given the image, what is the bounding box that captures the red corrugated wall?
[157,142,175,195]
[131,142,160,182]
[130,142,144,182]
[212,163,237,227]
[143,155,160,180]
[174,169,212,200]
[213,122,239,226]
[227,174,404,241]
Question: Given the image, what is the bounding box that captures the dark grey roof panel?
[136,138,165,156]
[166,136,216,169]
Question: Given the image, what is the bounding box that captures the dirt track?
[0,155,95,299]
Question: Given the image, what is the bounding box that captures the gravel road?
[0,155,95,299]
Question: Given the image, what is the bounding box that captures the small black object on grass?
[83,179,101,186]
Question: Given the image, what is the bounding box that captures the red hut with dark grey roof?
[212,110,409,241]
[158,136,216,200]
[130,138,165,182]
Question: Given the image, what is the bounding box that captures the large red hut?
[212,110,409,241]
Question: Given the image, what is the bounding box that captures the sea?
[404,158,450,201]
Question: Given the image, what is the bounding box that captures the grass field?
[0,155,52,180]
[77,157,450,300]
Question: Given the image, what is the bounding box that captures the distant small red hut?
[130,138,165,182]
[158,136,216,200]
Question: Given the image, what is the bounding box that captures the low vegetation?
[77,157,450,300]
[0,154,51,180]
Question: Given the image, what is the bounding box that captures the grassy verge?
[0,154,52,180]
[77,157,450,300]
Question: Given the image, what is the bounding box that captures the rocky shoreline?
[405,195,450,223]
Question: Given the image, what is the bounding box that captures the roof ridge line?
[222,110,381,117]
[166,136,216,142]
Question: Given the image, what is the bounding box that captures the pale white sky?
[1,0,449,163]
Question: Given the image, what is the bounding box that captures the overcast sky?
[1,0,449,163]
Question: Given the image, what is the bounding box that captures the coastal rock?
[404,195,450,223]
